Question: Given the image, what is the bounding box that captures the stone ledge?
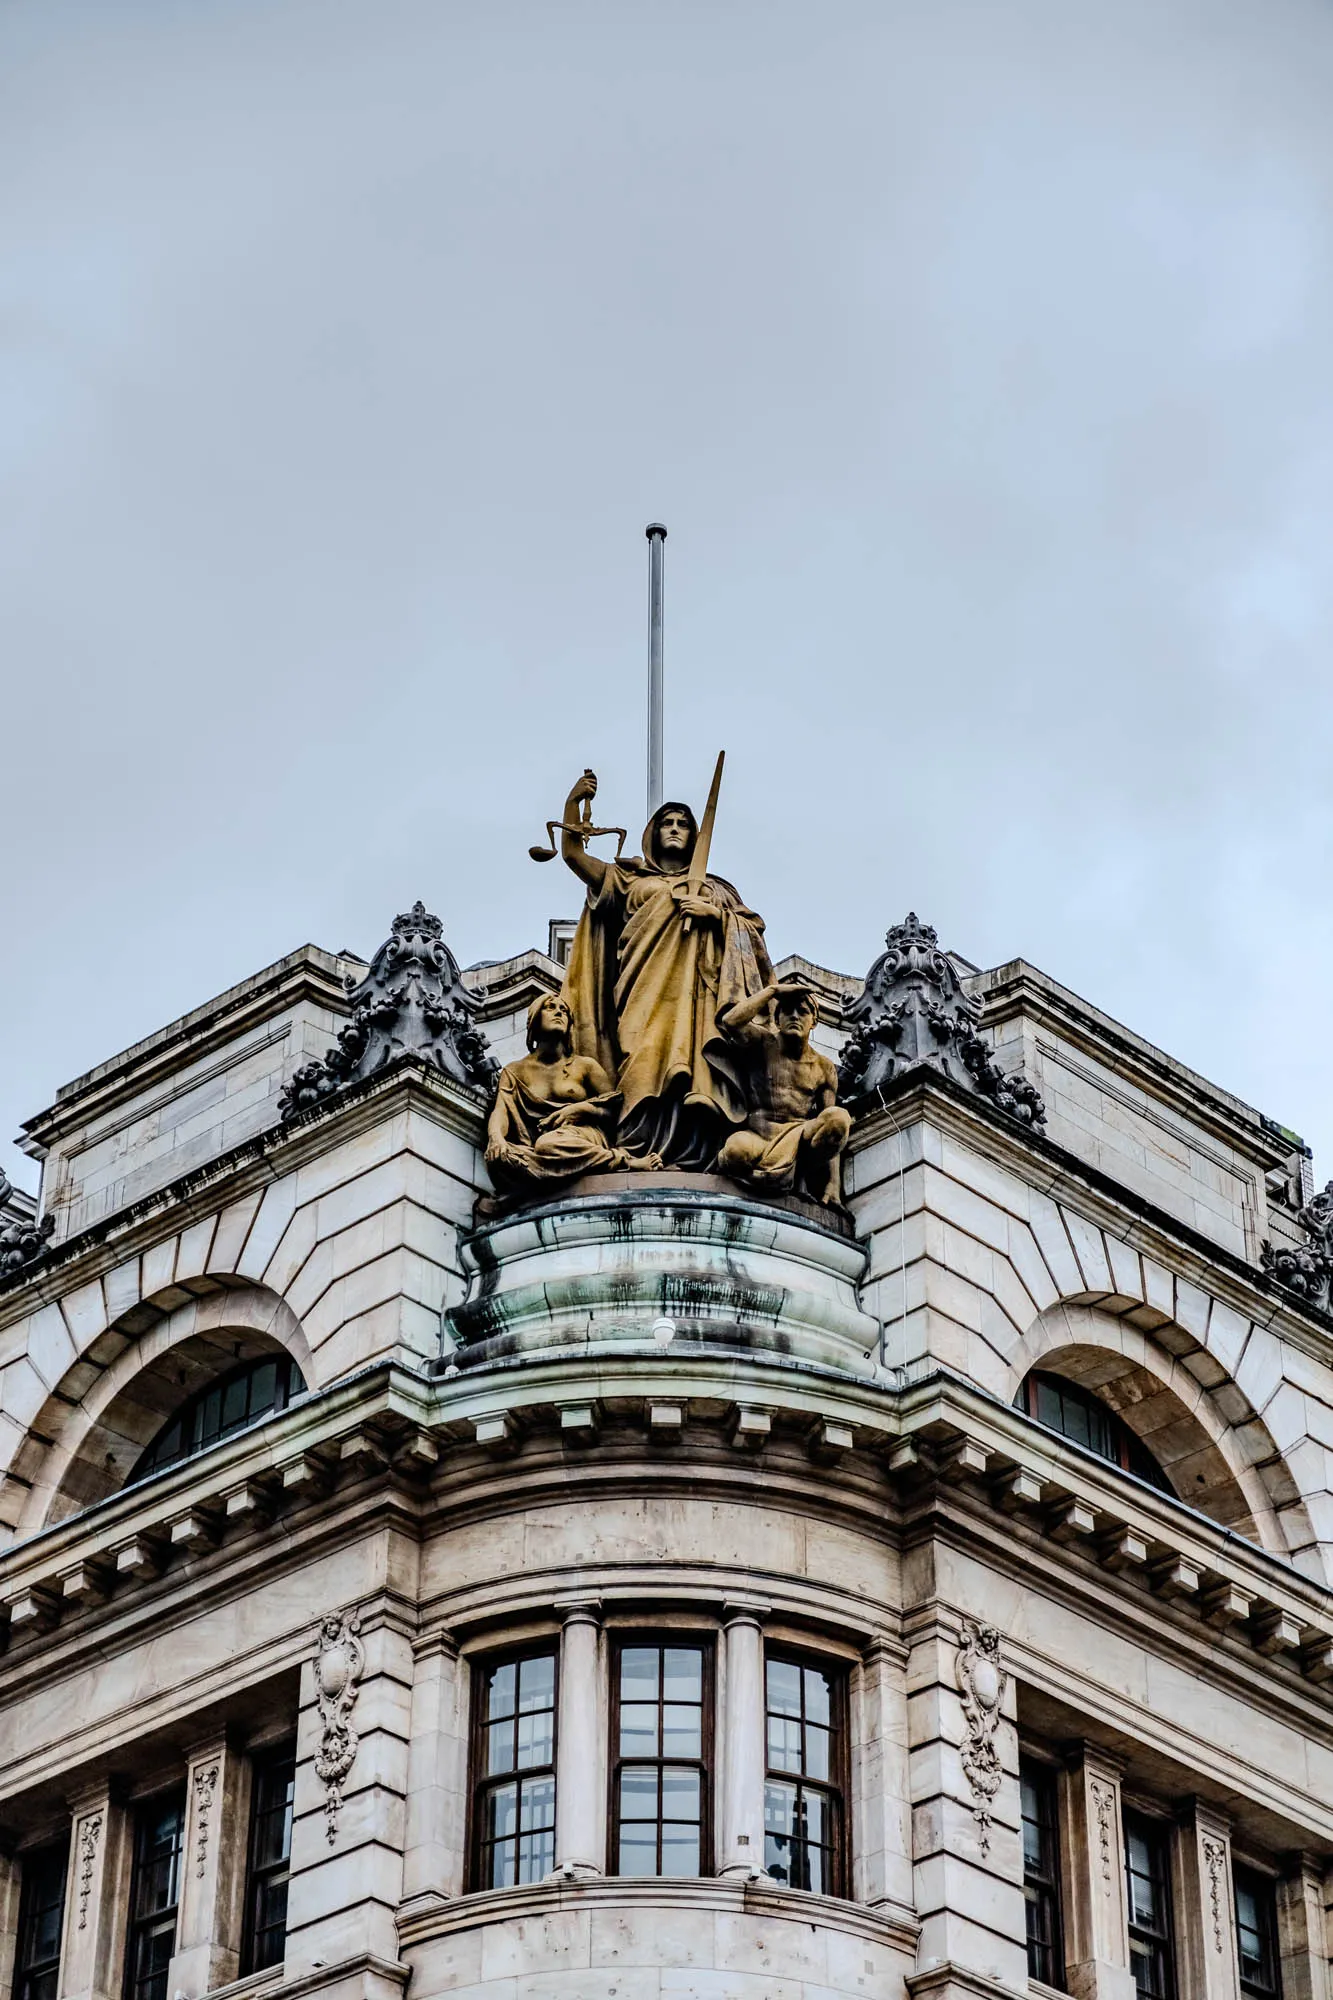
[476,1170,856,1238]
[248,1953,409,2000]
[908,1958,1030,2000]
[395,1875,920,1954]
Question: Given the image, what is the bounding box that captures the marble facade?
[0,910,1330,2000]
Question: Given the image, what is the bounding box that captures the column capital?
[1062,1739,1128,1782]
[862,1628,909,1669]
[412,1624,460,1662]
[1179,1796,1233,1841]
[65,1781,118,1818]
[722,1596,771,1627]
[554,1594,603,1626]
[183,1730,231,1765]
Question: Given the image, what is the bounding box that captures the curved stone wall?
[449,1178,880,1375]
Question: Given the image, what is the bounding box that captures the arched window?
[1015,1370,1174,1497]
[128,1354,305,1485]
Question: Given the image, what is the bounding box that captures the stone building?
[1,861,1333,2000]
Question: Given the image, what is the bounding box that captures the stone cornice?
[971,956,1298,1168]
[847,1069,1333,1367]
[0,1058,487,1328]
[894,1364,1333,1624]
[0,1348,1329,1779]
[20,946,359,1155]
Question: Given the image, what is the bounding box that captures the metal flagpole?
[645,523,667,818]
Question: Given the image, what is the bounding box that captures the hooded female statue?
[556,770,772,1168]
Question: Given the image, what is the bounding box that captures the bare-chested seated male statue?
[714,980,851,1207]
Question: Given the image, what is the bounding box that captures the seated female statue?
[485,993,661,1195]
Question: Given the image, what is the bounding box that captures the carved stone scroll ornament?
[955,1619,1008,1854]
[0,1171,54,1284]
[1262,1180,1333,1313]
[838,914,1046,1129]
[313,1610,365,1843]
[1090,1779,1115,1890]
[279,903,496,1124]
[76,1811,103,1928]
[1202,1835,1227,1953]
[193,1762,219,1878]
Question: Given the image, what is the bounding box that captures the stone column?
[0,1848,23,2000]
[284,1595,414,1989]
[905,1615,1027,1993]
[1174,1802,1240,2000]
[853,1633,913,1916]
[57,1788,132,2000]
[720,1602,770,1880]
[402,1631,468,1902]
[1277,1855,1333,2000]
[166,1738,251,1998]
[1059,1745,1134,2000]
[553,1599,606,1878]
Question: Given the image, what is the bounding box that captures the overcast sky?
[3,0,1333,1193]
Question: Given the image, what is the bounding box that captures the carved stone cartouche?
[279,902,495,1123]
[1262,1180,1333,1312]
[955,1618,1007,1853]
[0,1171,54,1283]
[313,1609,365,1843]
[838,912,1045,1129]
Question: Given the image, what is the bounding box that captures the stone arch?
[1009,1301,1313,1569]
[8,1282,315,1535]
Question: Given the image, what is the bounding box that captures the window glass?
[1020,1760,1064,1988]
[1124,1814,1175,2000]
[1019,1372,1174,1496]
[243,1745,296,1975]
[125,1793,185,2000]
[1234,1868,1281,2000]
[763,1654,845,1897]
[613,1640,708,1879]
[15,1842,68,2000]
[129,1355,304,1485]
[474,1650,558,1888]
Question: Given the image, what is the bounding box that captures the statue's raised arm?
[559,771,608,895]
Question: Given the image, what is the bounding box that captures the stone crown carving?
[838,913,1045,1129]
[0,1171,54,1285]
[279,902,496,1123]
[1262,1180,1333,1313]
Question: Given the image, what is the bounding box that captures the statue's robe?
[561,854,773,1168]
[487,1068,631,1193]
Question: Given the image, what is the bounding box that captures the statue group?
[485,766,850,1208]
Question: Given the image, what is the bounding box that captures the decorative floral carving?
[76,1811,103,1927]
[193,1762,219,1878]
[1263,1180,1333,1313]
[0,1171,54,1284]
[839,914,1045,1129]
[1090,1780,1115,1889]
[314,1609,365,1843]
[279,903,495,1123]
[1202,1835,1227,1952]
[955,1620,1008,1853]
